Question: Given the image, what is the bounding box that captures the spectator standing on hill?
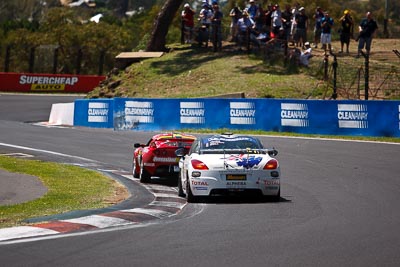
[321,11,334,54]
[357,11,378,57]
[211,3,223,51]
[313,7,324,48]
[248,0,258,21]
[255,4,266,32]
[281,4,293,42]
[264,4,273,35]
[294,7,308,48]
[290,2,300,45]
[271,4,282,37]
[237,10,260,50]
[198,3,213,47]
[339,10,353,54]
[229,5,242,42]
[181,3,195,44]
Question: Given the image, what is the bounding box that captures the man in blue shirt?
[320,12,333,54]
[247,0,258,21]
[357,12,378,57]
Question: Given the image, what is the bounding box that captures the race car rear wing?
[199,148,278,157]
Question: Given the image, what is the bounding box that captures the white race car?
[175,133,280,202]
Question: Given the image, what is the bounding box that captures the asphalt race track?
[0,94,400,266]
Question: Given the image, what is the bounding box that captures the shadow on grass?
[150,43,299,77]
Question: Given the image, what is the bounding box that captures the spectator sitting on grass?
[299,42,313,67]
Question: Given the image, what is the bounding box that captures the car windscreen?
[200,136,263,153]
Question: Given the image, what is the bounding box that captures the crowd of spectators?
[181,1,378,65]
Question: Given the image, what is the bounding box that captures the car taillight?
[264,159,278,170]
[191,159,209,170]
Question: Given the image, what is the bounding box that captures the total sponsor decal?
[191,180,209,191]
[337,104,368,129]
[191,180,209,186]
[19,75,78,91]
[398,105,400,130]
[88,102,109,123]
[256,178,280,189]
[180,102,205,124]
[281,103,309,127]
[230,102,256,125]
[125,101,154,123]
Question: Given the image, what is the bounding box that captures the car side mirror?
[268,149,278,157]
[175,147,186,157]
[133,143,142,148]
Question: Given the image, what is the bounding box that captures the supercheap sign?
[0,72,105,93]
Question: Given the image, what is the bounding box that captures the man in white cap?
[248,0,258,21]
[300,41,313,66]
[181,3,195,44]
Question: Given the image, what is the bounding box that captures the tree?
[146,0,184,52]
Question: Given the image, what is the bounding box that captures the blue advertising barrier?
[73,98,400,137]
[74,99,114,128]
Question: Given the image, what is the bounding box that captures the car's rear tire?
[186,178,199,203]
[132,157,139,178]
[139,158,151,183]
[263,189,280,202]
[272,189,280,202]
[177,173,185,197]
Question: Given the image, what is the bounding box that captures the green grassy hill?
[87,39,399,100]
[87,41,323,99]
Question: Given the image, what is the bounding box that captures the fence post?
[181,20,185,44]
[98,50,105,76]
[323,53,329,81]
[361,50,369,100]
[4,45,11,72]
[76,48,82,75]
[332,55,338,99]
[246,28,250,52]
[52,47,59,74]
[29,47,35,73]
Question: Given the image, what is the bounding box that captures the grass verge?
[0,155,128,228]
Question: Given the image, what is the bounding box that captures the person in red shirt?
[182,3,195,44]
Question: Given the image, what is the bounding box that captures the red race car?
[132,133,196,183]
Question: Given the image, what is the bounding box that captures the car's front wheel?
[139,158,151,183]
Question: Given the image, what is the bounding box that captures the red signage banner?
[0,72,106,93]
